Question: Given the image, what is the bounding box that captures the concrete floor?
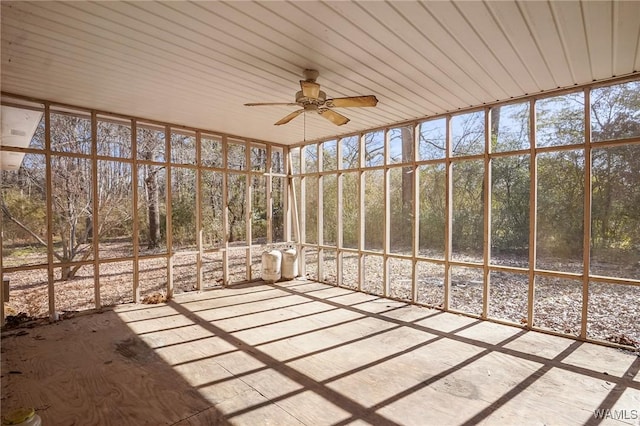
[2,280,639,425]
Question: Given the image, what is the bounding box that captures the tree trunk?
[484,106,502,220]
[61,265,72,280]
[401,127,414,243]
[601,150,613,248]
[491,106,501,143]
[84,215,93,243]
[146,165,161,249]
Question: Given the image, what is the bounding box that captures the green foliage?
[452,160,484,254]
[322,140,338,171]
[491,156,530,253]
[251,176,267,243]
[342,173,359,248]
[171,194,196,247]
[5,245,47,258]
[364,170,384,250]
[389,167,413,250]
[419,165,446,255]
[537,151,585,258]
[1,187,47,242]
[305,176,319,244]
[272,177,285,242]
[591,145,640,258]
[323,175,338,245]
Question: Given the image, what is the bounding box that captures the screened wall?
[1,78,639,350]
[291,78,640,349]
[1,97,288,320]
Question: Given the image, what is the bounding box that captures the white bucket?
[261,250,282,283]
[281,248,298,280]
[2,408,42,426]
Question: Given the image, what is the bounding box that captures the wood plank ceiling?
[2,1,639,145]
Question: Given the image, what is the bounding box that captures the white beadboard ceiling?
[2,1,639,146]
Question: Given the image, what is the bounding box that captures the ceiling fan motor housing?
[295,90,327,106]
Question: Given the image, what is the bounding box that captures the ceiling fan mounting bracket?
[302,69,319,82]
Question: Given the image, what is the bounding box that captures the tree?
[490,103,530,255]
[201,171,224,248]
[137,127,165,250]
[168,132,197,250]
[535,93,586,260]
[387,126,414,250]
[228,174,246,243]
[2,114,135,279]
[450,112,485,256]
[590,81,640,263]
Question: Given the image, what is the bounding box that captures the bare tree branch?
[1,200,64,262]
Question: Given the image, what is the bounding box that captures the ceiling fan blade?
[325,95,378,108]
[300,80,321,99]
[244,102,299,106]
[274,109,304,126]
[318,108,350,126]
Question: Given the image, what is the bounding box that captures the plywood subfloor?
[2,280,639,425]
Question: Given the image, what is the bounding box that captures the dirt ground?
[2,245,638,351]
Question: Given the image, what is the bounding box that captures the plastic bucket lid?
[3,408,35,425]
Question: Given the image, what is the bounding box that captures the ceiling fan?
[244,69,378,126]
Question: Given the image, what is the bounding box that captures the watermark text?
[593,409,638,421]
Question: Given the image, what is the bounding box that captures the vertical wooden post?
[483,108,492,319]
[444,116,453,311]
[358,133,366,291]
[246,144,252,281]
[266,145,273,244]
[299,147,307,278]
[165,126,173,298]
[195,130,203,291]
[528,99,537,329]
[318,143,324,282]
[582,88,592,340]
[284,147,291,244]
[0,208,3,324]
[131,120,140,303]
[336,139,344,287]
[412,123,420,303]
[383,130,391,297]
[45,103,56,320]
[91,112,101,309]
[0,170,3,324]
[287,151,302,274]
[222,136,229,286]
